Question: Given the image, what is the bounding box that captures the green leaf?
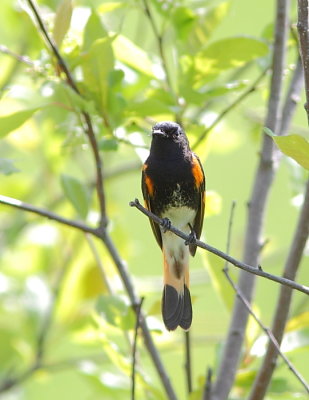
[194,37,269,85]
[98,2,126,13]
[172,7,197,39]
[112,34,155,77]
[98,138,118,151]
[0,158,20,175]
[96,294,135,330]
[52,0,73,48]
[271,134,309,170]
[0,108,39,138]
[60,174,89,218]
[202,252,235,311]
[82,10,107,52]
[81,37,114,110]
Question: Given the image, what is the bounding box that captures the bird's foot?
[185,224,197,246]
[161,218,171,233]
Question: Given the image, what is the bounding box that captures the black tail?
[162,284,192,331]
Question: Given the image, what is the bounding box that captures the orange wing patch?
[142,164,155,196]
[191,155,204,188]
[145,175,154,196]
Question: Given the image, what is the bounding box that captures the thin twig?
[249,178,309,399]
[131,298,144,400]
[192,66,269,150]
[223,202,309,394]
[130,199,309,295]
[224,271,309,393]
[203,368,213,400]
[0,44,36,67]
[141,0,180,117]
[26,0,107,227]
[184,331,192,394]
[297,0,309,121]
[0,195,98,235]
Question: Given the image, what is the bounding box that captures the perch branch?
[129,199,309,295]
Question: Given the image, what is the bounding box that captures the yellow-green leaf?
[81,37,114,110]
[60,174,89,218]
[202,252,235,311]
[112,34,155,77]
[272,134,309,170]
[53,0,73,48]
[0,108,39,138]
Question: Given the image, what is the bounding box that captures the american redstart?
[142,121,205,330]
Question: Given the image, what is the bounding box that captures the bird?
[141,121,205,330]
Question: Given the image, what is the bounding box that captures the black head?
[150,121,191,160]
[152,121,188,145]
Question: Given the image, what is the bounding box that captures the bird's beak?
[152,129,166,137]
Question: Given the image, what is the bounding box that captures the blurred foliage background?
[0,0,308,399]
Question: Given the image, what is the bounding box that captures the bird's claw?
[185,225,197,246]
[161,218,171,233]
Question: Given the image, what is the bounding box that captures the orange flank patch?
[191,156,204,188]
[145,175,154,196]
[143,164,155,196]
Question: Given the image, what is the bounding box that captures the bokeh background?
[0,0,308,399]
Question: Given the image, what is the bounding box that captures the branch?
[0,44,36,68]
[129,199,309,295]
[192,65,269,150]
[249,178,309,399]
[141,0,181,119]
[0,195,98,235]
[211,0,292,397]
[222,202,309,396]
[224,269,309,394]
[297,0,309,121]
[26,0,107,227]
[131,298,144,400]
[184,331,192,394]
[202,369,213,400]
[7,3,177,399]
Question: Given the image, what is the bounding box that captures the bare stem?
[184,331,192,394]
[131,298,144,400]
[130,199,309,295]
[224,270,309,394]
[26,0,107,226]
[211,1,291,398]
[192,66,269,150]
[297,0,309,121]
[0,195,98,235]
[249,178,309,399]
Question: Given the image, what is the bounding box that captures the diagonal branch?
[224,269,309,394]
[26,0,107,227]
[222,200,309,396]
[192,65,269,150]
[0,195,98,235]
[129,199,309,295]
